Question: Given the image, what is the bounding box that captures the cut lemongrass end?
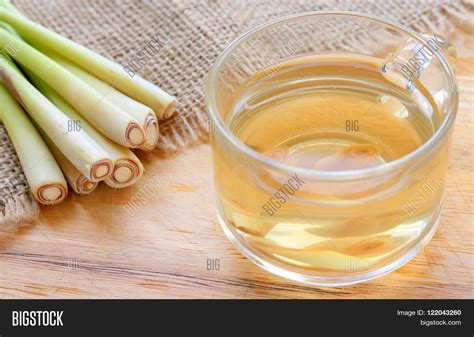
[42,130,99,196]
[0,82,68,205]
[43,51,159,149]
[106,157,144,188]
[162,100,177,119]
[92,160,113,181]
[114,166,133,183]
[42,186,62,200]
[126,123,146,147]
[37,184,67,205]
[76,176,98,195]
[0,29,146,148]
[141,114,159,151]
[0,58,113,182]
[27,72,146,188]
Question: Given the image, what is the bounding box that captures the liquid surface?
[214,53,445,275]
[228,54,440,171]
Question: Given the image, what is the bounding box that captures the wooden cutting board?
[0,58,472,300]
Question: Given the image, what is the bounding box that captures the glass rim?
[205,11,458,180]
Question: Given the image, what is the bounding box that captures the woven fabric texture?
[1,0,472,225]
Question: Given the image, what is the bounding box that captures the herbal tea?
[213,53,447,274]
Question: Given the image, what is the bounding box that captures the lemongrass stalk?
[47,50,160,151]
[0,55,113,181]
[0,0,17,13]
[42,132,98,195]
[28,72,145,188]
[0,24,154,150]
[0,24,102,191]
[0,8,176,119]
[0,83,67,204]
[0,29,146,147]
[0,21,16,35]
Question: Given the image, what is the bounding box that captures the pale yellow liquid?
[214,53,447,275]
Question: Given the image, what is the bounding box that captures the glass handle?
[380,34,457,90]
[420,34,457,70]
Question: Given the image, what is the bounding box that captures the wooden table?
[0,60,472,300]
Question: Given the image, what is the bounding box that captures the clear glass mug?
[206,12,458,286]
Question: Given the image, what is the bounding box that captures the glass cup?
[206,12,458,286]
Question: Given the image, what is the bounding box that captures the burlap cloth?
[1,0,472,226]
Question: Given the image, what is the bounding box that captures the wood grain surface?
[0,56,472,300]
